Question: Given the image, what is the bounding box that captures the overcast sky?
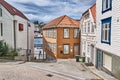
[6,0,96,23]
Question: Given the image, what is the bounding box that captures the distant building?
[96,0,120,79]
[43,15,80,60]
[80,4,96,64]
[34,36,46,59]
[0,0,34,58]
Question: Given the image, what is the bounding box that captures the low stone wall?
[15,55,34,61]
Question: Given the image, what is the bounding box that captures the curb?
[81,63,104,80]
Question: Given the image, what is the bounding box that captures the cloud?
[5,0,96,23]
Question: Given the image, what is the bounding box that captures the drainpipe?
[27,22,31,61]
[27,22,29,61]
[13,20,16,51]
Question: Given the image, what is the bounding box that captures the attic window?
[19,23,23,31]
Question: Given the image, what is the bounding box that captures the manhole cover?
[46,74,53,77]
[50,65,54,67]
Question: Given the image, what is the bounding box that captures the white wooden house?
[96,0,120,79]
[80,4,96,65]
[0,0,34,59]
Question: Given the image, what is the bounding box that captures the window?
[74,28,79,38]
[53,43,56,54]
[91,23,94,33]
[88,22,90,33]
[64,28,69,38]
[0,23,3,36]
[63,44,69,54]
[84,41,86,50]
[0,8,2,17]
[102,0,112,13]
[85,13,89,19]
[87,43,90,53]
[74,43,79,55]
[53,29,56,38]
[101,17,111,44]
[103,53,112,71]
[19,23,23,31]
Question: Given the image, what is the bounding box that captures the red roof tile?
[43,15,80,29]
[90,4,96,22]
[82,3,96,22]
[0,0,28,20]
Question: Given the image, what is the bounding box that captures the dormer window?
[102,0,112,13]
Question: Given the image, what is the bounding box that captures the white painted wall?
[0,4,34,56]
[96,0,120,57]
[80,9,96,64]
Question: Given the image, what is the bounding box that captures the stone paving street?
[0,64,68,80]
[0,59,116,80]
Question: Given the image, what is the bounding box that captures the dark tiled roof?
[0,0,28,20]
[43,15,80,29]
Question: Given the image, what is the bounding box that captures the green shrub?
[6,51,18,57]
[0,40,18,57]
[0,40,9,56]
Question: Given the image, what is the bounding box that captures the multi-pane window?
[63,44,69,54]
[53,29,56,38]
[0,8,2,17]
[102,0,112,13]
[91,23,94,33]
[64,28,69,38]
[88,22,90,33]
[0,23,3,36]
[102,23,110,41]
[101,17,111,44]
[53,43,56,54]
[74,28,79,38]
[84,41,86,50]
[46,29,56,38]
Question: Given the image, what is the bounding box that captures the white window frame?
[64,28,69,38]
[63,44,69,54]
[102,23,110,42]
[74,28,79,38]
[103,0,110,11]
[103,53,112,71]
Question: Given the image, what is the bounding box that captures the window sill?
[102,7,112,14]
[101,40,110,45]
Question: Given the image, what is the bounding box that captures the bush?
[0,40,9,56]
[6,51,18,57]
[0,40,18,57]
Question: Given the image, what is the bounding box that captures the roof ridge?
[0,0,28,20]
[82,3,96,15]
[56,15,66,26]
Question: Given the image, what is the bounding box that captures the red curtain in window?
[19,23,23,31]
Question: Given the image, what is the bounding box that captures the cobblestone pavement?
[0,64,69,80]
[25,59,101,80]
[0,59,102,80]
